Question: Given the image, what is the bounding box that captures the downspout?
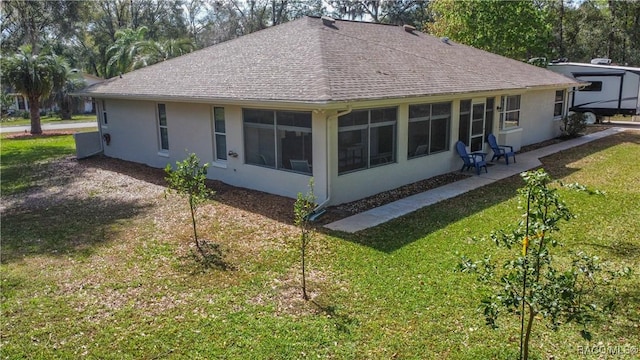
[312,106,352,215]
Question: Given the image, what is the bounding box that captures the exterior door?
[459,99,487,152]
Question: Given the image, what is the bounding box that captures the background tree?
[132,38,195,69]
[0,0,89,54]
[427,0,553,61]
[106,26,151,77]
[1,46,67,134]
[53,69,88,120]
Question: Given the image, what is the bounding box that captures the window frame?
[338,107,397,175]
[242,109,313,174]
[499,95,521,130]
[407,101,451,159]
[553,90,565,118]
[157,103,169,153]
[212,106,227,161]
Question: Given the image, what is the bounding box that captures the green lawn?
[0,114,97,127]
[0,133,77,195]
[1,131,639,359]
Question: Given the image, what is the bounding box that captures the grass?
[0,133,77,195]
[0,114,97,128]
[1,131,639,359]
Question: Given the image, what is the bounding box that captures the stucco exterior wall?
[516,89,563,147]
[98,87,566,207]
[98,99,325,202]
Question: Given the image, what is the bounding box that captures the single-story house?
[6,72,103,115]
[79,16,578,206]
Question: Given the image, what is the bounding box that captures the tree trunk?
[523,307,536,360]
[190,197,203,254]
[301,231,308,301]
[61,99,72,120]
[28,96,42,135]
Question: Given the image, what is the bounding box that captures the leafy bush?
[20,111,29,119]
[560,111,587,138]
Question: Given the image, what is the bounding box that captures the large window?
[554,90,565,118]
[338,107,396,174]
[213,107,226,161]
[499,95,521,129]
[243,109,312,174]
[408,102,451,158]
[157,103,169,151]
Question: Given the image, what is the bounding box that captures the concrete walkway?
[0,121,97,134]
[325,127,629,233]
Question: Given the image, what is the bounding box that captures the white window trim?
[212,106,227,163]
[553,89,566,120]
[499,95,521,130]
[157,103,169,154]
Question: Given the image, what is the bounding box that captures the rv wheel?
[583,111,597,124]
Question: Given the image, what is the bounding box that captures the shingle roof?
[82,16,577,104]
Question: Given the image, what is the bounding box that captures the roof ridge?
[309,17,335,102]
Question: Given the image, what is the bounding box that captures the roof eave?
[75,81,579,111]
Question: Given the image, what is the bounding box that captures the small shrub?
[20,110,29,119]
[560,111,587,138]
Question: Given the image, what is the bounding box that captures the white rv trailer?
[548,61,640,123]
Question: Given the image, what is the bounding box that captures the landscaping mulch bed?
[2,125,617,228]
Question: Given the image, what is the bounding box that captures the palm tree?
[106,26,151,77]
[1,45,67,134]
[54,69,87,120]
[133,38,196,69]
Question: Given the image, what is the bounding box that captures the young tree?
[1,45,67,134]
[165,153,215,256]
[458,169,625,360]
[293,179,317,301]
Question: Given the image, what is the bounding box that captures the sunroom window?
[338,107,397,174]
[408,102,451,158]
[243,109,312,174]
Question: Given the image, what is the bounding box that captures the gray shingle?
[82,16,577,103]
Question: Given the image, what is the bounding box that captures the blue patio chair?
[455,141,488,175]
[487,133,516,165]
